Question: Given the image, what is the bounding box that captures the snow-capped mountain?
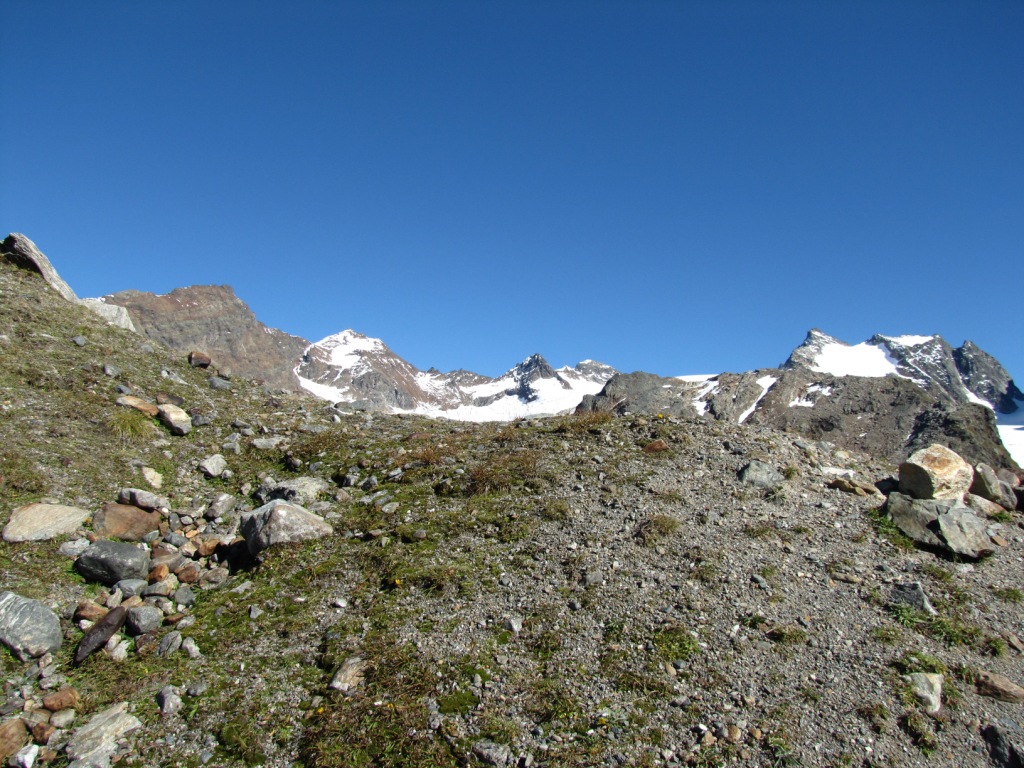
[579,329,1023,469]
[294,329,616,421]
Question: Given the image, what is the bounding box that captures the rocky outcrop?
[102,285,310,391]
[906,402,1018,471]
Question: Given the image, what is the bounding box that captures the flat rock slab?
[2,503,90,542]
[0,591,63,661]
[115,396,159,417]
[74,540,150,586]
[92,503,161,541]
[65,702,141,768]
[938,507,995,559]
[240,500,333,556]
[258,476,330,506]
[886,493,945,548]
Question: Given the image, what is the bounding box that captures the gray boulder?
[738,460,784,489]
[65,702,141,768]
[938,507,996,559]
[972,463,1018,511]
[74,540,150,585]
[886,493,947,549]
[240,500,334,556]
[0,591,63,661]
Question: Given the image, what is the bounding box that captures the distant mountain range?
[3,232,1019,469]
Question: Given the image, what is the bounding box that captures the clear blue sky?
[2,1,1021,379]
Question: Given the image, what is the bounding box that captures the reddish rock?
[31,720,57,744]
[74,601,109,623]
[0,717,28,761]
[42,688,80,712]
[174,562,201,584]
[188,351,212,368]
[643,439,670,454]
[114,395,160,417]
[148,563,170,583]
[977,670,1024,702]
[196,538,220,558]
[92,503,161,542]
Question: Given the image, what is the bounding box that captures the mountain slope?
[102,285,310,391]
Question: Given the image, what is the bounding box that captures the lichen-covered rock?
[2,503,90,542]
[899,444,973,500]
[0,591,63,661]
[240,500,333,556]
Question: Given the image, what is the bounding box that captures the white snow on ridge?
[738,375,777,424]
[314,330,387,368]
[790,383,833,408]
[810,341,901,378]
[879,334,935,347]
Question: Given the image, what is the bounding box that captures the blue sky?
[2,1,1021,379]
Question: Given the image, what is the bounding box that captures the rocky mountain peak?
[102,285,310,391]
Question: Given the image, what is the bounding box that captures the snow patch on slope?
[809,341,901,377]
[738,375,777,424]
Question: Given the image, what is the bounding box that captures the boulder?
[74,541,149,586]
[256,476,330,506]
[738,460,783,489]
[899,444,973,500]
[2,503,90,542]
[972,463,1019,511]
[1,233,78,303]
[79,298,136,331]
[92,503,161,541]
[0,591,63,661]
[937,507,996,559]
[964,493,1009,519]
[240,500,333,556]
[982,722,1024,768]
[157,404,192,436]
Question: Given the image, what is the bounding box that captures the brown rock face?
[102,285,309,390]
[93,503,162,541]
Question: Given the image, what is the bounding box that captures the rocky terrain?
[3,240,1024,768]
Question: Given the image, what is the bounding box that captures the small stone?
[141,467,163,489]
[125,606,164,636]
[505,616,524,634]
[158,631,183,657]
[49,709,76,728]
[905,672,943,715]
[198,454,228,478]
[42,687,80,712]
[181,637,202,658]
[157,686,182,715]
[890,582,938,615]
[329,656,369,693]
